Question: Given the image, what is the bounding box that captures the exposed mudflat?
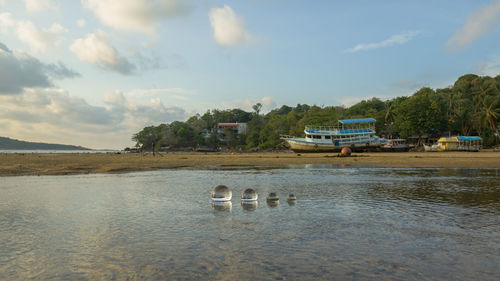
[1,151,499,177]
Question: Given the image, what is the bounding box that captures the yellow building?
[437,136,482,152]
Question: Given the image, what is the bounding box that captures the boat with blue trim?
[280,118,387,152]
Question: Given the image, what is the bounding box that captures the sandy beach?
[0,151,499,177]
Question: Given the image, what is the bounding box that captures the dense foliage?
[132,74,500,151]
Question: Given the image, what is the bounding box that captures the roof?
[217,123,240,127]
[339,128,374,135]
[438,136,483,142]
[457,136,482,141]
[338,118,376,124]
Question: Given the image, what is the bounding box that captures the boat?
[381,139,410,152]
[423,144,438,152]
[280,118,387,152]
[435,136,482,152]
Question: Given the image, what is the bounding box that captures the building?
[216,123,248,135]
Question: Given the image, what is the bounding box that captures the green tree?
[132,124,167,155]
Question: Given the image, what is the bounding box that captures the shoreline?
[1,151,499,177]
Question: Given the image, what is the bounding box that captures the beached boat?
[436,136,483,152]
[381,139,410,152]
[280,118,387,152]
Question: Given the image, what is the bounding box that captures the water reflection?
[241,201,258,211]
[266,200,279,208]
[368,170,500,209]
[210,201,232,212]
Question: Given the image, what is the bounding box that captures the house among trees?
[217,123,248,136]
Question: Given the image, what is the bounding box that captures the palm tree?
[474,95,500,137]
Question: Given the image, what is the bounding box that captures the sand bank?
[0,151,499,177]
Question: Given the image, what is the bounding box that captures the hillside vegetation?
[132,74,500,151]
[0,137,90,150]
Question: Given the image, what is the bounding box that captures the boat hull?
[285,139,381,153]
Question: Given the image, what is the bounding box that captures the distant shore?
[1,151,499,177]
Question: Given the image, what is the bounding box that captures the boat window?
[306,135,312,138]
[313,135,322,139]
[325,136,331,139]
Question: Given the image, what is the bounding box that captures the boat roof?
[457,136,482,141]
[338,118,376,124]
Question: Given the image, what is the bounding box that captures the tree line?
[132,74,500,151]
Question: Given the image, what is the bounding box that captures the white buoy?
[211,185,232,202]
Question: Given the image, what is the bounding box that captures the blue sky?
[1,0,500,149]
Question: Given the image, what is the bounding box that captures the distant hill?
[0,137,91,150]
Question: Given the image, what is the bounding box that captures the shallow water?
[1,167,499,280]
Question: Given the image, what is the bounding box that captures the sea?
[1,166,499,280]
[0,150,118,154]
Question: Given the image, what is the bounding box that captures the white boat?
[381,139,410,152]
[281,118,387,152]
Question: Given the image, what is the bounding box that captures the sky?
[1,0,500,149]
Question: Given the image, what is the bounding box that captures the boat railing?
[305,125,340,132]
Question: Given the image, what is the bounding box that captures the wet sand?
[1,151,499,177]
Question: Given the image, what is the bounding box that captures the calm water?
[1,166,499,280]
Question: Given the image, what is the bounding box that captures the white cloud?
[0,13,14,33]
[446,2,500,52]
[0,88,189,149]
[220,96,277,112]
[70,31,136,74]
[1,14,67,53]
[16,22,68,53]
[25,0,56,13]
[77,19,86,27]
[346,31,420,53]
[209,5,253,47]
[390,78,427,91]
[477,56,500,76]
[127,88,193,100]
[82,0,192,34]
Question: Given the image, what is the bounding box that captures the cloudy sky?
[1,0,500,149]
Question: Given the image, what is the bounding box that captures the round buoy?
[211,185,232,202]
[241,188,258,202]
[341,147,352,156]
